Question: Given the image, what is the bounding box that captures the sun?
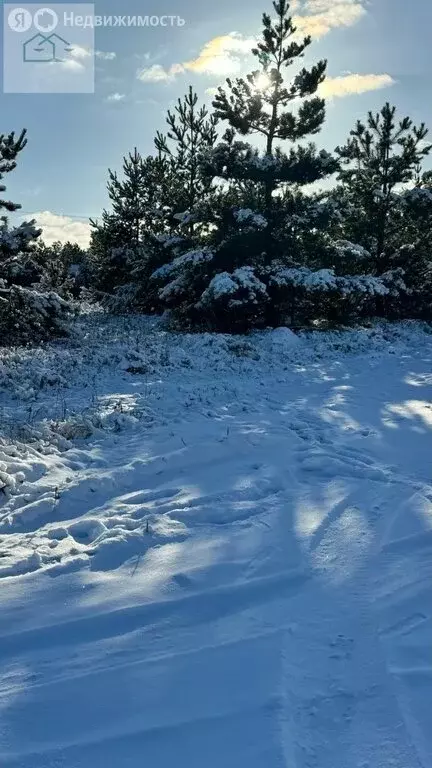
[254,72,271,92]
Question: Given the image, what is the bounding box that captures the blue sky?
[2,0,432,245]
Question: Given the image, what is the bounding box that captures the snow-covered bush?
[0,284,75,345]
[268,261,393,326]
[150,247,216,327]
[332,240,373,274]
[0,128,79,345]
[198,267,269,331]
[33,240,91,299]
[384,246,432,319]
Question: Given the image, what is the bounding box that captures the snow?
[234,208,268,229]
[339,273,389,296]
[271,266,389,295]
[271,266,339,291]
[0,219,41,254]
[159,274,188,301]
[403,187,432,204]
[334,239,372,261]
[157,234,184,249]
[151,247,214,280]
[0,313,432,767]
[203,270,238,299]
[173,210,195,225]
[200,266,268,306]
[269,326,303,349]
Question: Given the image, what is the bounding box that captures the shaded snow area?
[1,314,432,767]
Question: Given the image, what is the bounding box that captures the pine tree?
[153,0,338,331]
[34,240,90,298]
[0,129,41,282]
[107,148,145,248]
[0,129,28,213]
[155,86,218,237]
[0,130,73,345]
[335,103,432,266]
[212,0,331,215]
[90,151,175,298]
[385,172,432,318]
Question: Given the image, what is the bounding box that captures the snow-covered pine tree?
[106,148,147,248]
[319,103,432,322]
[90,149,148,294]
[335,103,432,267]
[0,130,41,286]
[154,86,218,239]
[34,240,91,298]
[153,0,339,331]
[385,171,432,318]
[212,0,329,214]
[90,150,175,310]
[0,130,73,345]
[91,89,218,316]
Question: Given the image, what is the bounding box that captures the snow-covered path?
[0,319,431,767]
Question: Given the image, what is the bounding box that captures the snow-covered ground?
[0,314,432,767]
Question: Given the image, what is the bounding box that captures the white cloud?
[106,92,126,102]
[24,211,91,248]
[137,4,368,88]
[184,33,255,76]
[319,73,395,99]
[70,44,91,59]
[55,45,91,72]
[96,51,116,61]
[137,33,255,84]
[53,45,115,75]
[69,46,116,61]
[137,62,184,83]
[59,58,86,72]
[294,0,366,37]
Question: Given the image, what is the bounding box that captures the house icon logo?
[3,3,95,94]
[23,32,73,63]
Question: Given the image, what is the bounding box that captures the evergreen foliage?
[334,103,432,263]
[0,129,74,346]
[153,0,340,330]
[3,1,432,342]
